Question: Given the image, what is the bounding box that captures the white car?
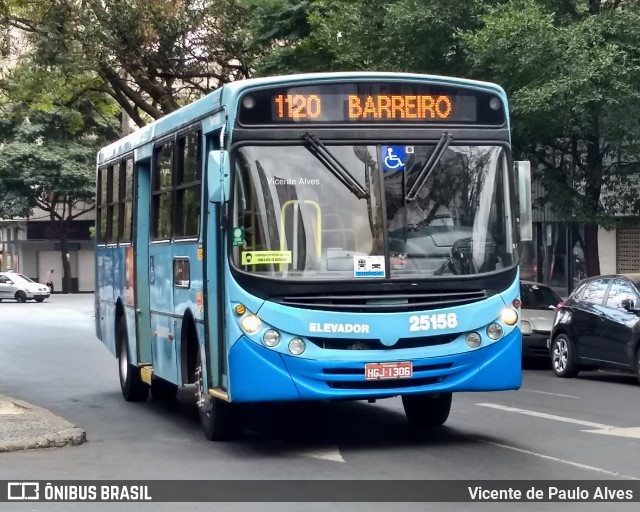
[0,272,51,303]
[520,281,563,360]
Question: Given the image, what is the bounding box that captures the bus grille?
[308,334,457,350]
[273,290,488,313]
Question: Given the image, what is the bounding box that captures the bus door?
[132,156,152,367]
[147,140,179,383]
[203,114,228,394]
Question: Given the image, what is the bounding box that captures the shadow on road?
[131,388,484,454]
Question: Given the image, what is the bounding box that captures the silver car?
[520,281,563,360]
[0,272,51,303]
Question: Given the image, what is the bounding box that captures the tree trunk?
[584,223,600,277]
[58,235,73,294]
[583,111,603,277]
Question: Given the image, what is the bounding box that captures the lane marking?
[300,446,345,463]
[523,389,580,399]
[583,427,640,439]
[477,403,615,430]
[478,403,640,440]
[482,440,640,480]
[243,430,345,463]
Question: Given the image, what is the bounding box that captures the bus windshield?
[231,143,515,280]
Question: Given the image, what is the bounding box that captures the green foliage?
[1,0,256,125]
[250,0,495,76]
[0,101,117,220]
[462,0,640,228]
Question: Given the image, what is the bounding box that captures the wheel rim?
[552,339,568,373]
[195,358,212,419]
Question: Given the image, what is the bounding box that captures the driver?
[388,200,453,231]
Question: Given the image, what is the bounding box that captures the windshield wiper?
[405,132,453,201]
[303,132,368,199]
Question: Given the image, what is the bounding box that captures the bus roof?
[97,71,508,166]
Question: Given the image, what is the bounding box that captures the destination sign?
[238,82,505,126]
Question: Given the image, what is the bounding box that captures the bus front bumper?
[227,328,521,402]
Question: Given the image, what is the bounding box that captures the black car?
[549,273,640,383]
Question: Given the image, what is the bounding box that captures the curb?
[0,396,87,453]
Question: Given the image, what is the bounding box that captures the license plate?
[365,362,413,380]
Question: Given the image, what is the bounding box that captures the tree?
[248,0,496,76]
[462,0,640,276]
[0,0,256,126]
[0,64,119,291]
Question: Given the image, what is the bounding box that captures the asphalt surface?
[1,294,640,511]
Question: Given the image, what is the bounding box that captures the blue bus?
[95,72,532,440]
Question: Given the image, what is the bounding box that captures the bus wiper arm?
[405,132,453,201]
[303,132,368,199]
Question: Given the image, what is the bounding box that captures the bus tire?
[196,349,238,441]
[550,334,579,378]
[151,378,178,401]
[402,392,452,428]
[118,318,149,402]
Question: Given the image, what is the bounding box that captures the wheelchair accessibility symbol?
[382,145,406,172]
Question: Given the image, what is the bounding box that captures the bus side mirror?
[516,161,532,242]
[207,150,229,203]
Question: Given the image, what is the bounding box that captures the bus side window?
[173,258,190,288]
[152,141,174,240]
[176,131,202,238]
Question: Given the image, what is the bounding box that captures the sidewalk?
[0,395,86,453]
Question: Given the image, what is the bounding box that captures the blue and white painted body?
[95,72,521,404]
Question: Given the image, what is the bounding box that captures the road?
[1,294,639,511]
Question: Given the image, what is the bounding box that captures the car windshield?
[16,274,34,283]
[231,143,516,281]
[521,283,563,310]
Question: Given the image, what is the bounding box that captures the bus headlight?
[240,314,262,334]
[486,323,503,340]
[289,338,306,355]
[500,307,518,326]
[263,329,280,348]
[465,332,482,348]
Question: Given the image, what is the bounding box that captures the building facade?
[519,179,640,297]
[0,209,95,292]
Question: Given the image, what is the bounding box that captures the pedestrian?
[46,268,54,293]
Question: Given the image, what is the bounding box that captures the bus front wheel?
[118,318,149,402]
[402,392,452,428]
[196,350,239,441]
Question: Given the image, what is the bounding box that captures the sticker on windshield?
[391,252,407,270]
[381,145,406,172]
[354,255,385,277]
[241,251,292,265]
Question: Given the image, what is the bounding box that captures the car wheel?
[551,334,579,378]
[15,291,27,303]
[118,318,149,401]
[196,349,239,440]
[635,348,640,386]
[402,393,452,428]
[35,297,45,303]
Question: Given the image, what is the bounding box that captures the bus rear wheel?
[196,350,238,441]
[402,393,452,428]
[118,318,149,402]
